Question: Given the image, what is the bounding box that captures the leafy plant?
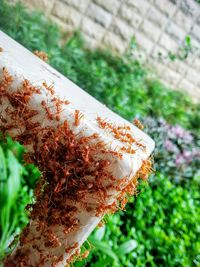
[0,138,40,261]
[84,174,200,267]
[143,117,200,183]
[0,0,199,131]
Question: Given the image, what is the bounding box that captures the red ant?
[133,118,144,130]
[42,81,55,95]
[74,110,84,126]
[41,100,53,120]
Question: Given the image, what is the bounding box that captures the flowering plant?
[143,117,200,183]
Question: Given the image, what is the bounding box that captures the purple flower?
[171,125,185,138]
[182,150,193,163]
[175,154,185,166]
[164,140,176,152]
[183,133,193,144]
[192,148,200,157]
[169,125,193,143]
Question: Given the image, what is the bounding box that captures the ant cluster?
[96,116,146,153]
[34,51,48,62]
[0,67,152,267]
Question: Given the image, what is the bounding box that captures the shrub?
[143,117,200,183]
[80,174,200,267]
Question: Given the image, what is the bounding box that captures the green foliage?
[168,36,194,61]
[123,175,200,267]
[0,1,200,266]
[0,0,199,131]
[82,175,200,267]
[0,138,40,261]
[0,0,60,52]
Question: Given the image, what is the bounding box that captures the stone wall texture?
[10,0,200,101]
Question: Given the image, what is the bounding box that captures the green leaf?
[0,145,7,206]
[94,225,105,241]
[115,240,137,256]
[89,237,119,263]
[7,151,22,202]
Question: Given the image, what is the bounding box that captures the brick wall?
[10,0,200,101]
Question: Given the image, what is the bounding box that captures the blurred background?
[0,0,200,266]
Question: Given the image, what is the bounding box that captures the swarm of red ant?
[0,67,152,267]
[34,50,48,62]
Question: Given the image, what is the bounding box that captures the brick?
[87,3,112,28]
[159,33,178,51]
[190,37,200,51]
[82,34,98,49]
[178,78,196,92]
[53,2,81,28]
[81,17,105,41]
[24,0,55,13]
[152,62,166,76]
[185,53,195,67]
[126,0,150,15]
[180,0,200,18]
[131,14,142,29]
[182,38,200,66]
[191,24,200,42]
[178,79,200,101]
[50,15,74,33]
[7,0,17,4]
[166,22,187,42]
[169,0,179,4]
[103,32,127,54]
[173,10,193,32]
[139,20,161,42]
[161,66,181,86]
[193,57,200,72]
[167,60,188,76]
[134,32,154,54]
[131,50,147,63]
[183,38,200,66]
[159,78,173,90]
[62,0,90,13]
[119,4,142,28]
[93,0,121,14]
[147,6,168,29]
[154,0,177,17]
[185,67,200,86]
[152,45,169,60]
[197,15,200,26]
[166,69,181,86]
[52,2,68,21]
[111,18,134,40]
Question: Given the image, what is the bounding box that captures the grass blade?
[115,239,137,256]
[89,237,119,262]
